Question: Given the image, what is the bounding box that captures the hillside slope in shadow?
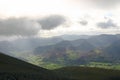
[0,52,70,80]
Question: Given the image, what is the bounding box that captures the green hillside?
[53,66,120,80]
[1,52,120,80]
[0,52,70,80]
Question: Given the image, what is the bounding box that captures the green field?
[80,62,120,70]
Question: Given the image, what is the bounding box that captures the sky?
[0,0,120,39]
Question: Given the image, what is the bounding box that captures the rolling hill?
[1,52,120,80]
[1,34,120,70]
[54,66,120,80]
[104,40,120,57]
[0,52,70,80]
[87,34,120,48]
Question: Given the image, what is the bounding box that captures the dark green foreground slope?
[1,52,120,80]
[54,67,120,80]
[0,52,70,80]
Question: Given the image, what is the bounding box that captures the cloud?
[73,0,120,9]
[38,15,66,30]
[88,0,120,9]
[0,18,40,36]
[97,19,118,29]
[94,0,120,8]
[0,15,66,37]
[79,20,88,26]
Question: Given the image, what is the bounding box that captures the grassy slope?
[53,66,120,80]
[1,52,120,80]
[0,52,71,80]
[0,52,48,73]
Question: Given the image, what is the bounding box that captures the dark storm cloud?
[79,20,88,26]
[38,15,66,30]
[0,18,40,36]
[97,19,118,29]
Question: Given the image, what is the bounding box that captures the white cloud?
[90,0,120,9]
[79,20,88,26]
[38,15,66,30]
[0,18,41,36]
[97,19,118,29]
[0,15,67,37]
[71,0,120,9]
[0,0,120,37]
